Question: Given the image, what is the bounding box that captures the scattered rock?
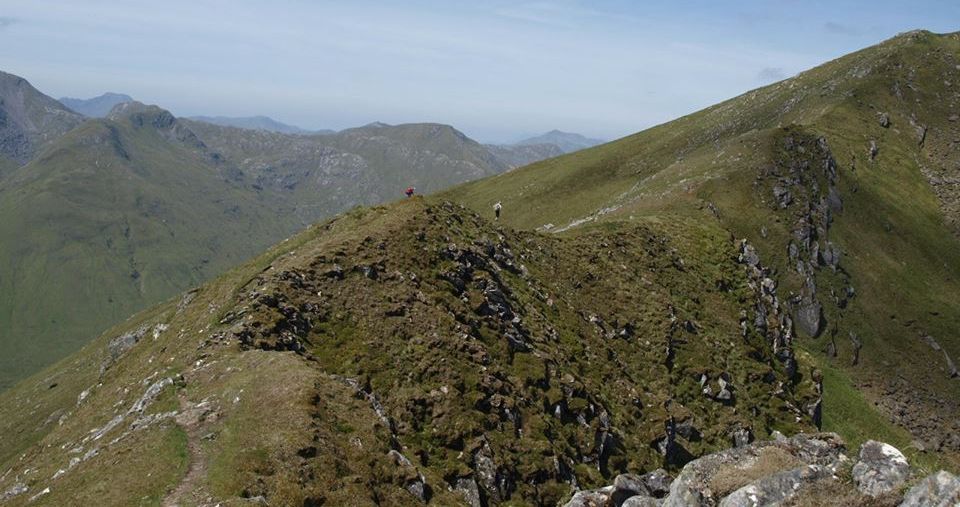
[1,483,27,501]
[738,241,761,267]
[852,440,910,497]
[795,295,823,337]
[642,469,673,498]
[387,449,429,503]
[102,325,151,372]
[819,241,841,270]
[879,112,890,128]
[612,473,651,505]
[869,140,879,160]
[453,477,482,507]
[899,470,960,507]
[730,428,753,448]
[563,487,613,507]
[622,496,662,507]
[773,184,793,208]
[849,332,862,365]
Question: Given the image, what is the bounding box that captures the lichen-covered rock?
[852,440,909,497]
[730,428,753,448]
[642,469,674,498]
[879,112,890,128]
[622,496,663,507]
[612,473,651,505]
[662,433,844,507]
[108,326,147,356]
[563,487,613,507]
[899,470,960,507]
[718,464,832,507]
[795,295,823,337]
[819,241,841,270]
[453,477,482,507]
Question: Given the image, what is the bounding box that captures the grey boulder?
[718,464,832,507]
[899,470,960,507]
[563,487,614,507]
[852,440,909,497]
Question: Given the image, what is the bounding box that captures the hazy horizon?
[0,0,957,143]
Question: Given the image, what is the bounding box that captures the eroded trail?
[162,392,214,507]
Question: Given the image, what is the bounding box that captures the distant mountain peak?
[513,130,605,154]
[106,100,168,120]
[59,92,134,117]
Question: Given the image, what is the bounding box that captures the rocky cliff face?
[0,71,83,164]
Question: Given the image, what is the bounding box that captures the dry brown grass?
[709,447,806,498]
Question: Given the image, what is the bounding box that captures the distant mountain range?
[0,76,607,390]
[59,92,134,117]
[514,129,605,152]
[484,130,605,168]
[58,91,604,163]
[0,73,564,390]
[186,115,332,135]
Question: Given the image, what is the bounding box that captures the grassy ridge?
[448,30,960,467]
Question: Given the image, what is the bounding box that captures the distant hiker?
[494,201,502,220]
[405,186,415,198]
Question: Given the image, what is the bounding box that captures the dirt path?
[162,392,214,507]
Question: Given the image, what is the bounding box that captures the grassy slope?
[448,31,960,469]
[0,198,822,505]
[0,113,516,391]
[0,116,293,390]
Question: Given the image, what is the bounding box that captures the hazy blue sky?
[0,1,957,142]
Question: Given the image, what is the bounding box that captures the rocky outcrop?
[921,334,959,379]
[852,440,910,496]
[662,433,844,507]
[0,70,84,164]
[718,464,832,507]
[564,433,958,507]
[900,470,960,507]
[100,322,167,374]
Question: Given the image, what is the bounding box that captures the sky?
[0,1,957,143]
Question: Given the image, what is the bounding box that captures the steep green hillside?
[0,103,289,390]
[449,30,960,462]
[0,198,821,506]
[0,93,529,390]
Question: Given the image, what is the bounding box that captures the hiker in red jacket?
[405,186,415,198]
